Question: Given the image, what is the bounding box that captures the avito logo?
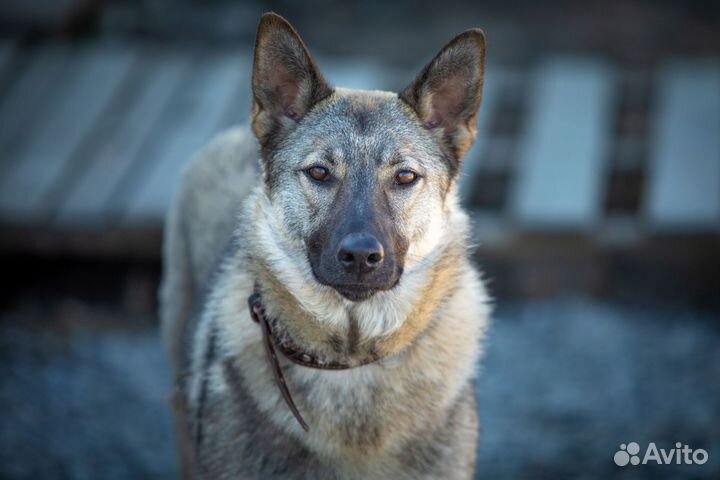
[614,442,709,467]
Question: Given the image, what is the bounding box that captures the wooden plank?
[459,66,511,202]
[512,58,616,229]
[0,45,72,168]
[645,60,720,230]
[122,55,247,224]
[55,53,190,227]
[0,45,136,223]
[215,50,252,130]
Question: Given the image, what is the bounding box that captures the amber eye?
[395,170,418,185]
[307,166,330,182]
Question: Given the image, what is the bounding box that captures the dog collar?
[247,292,377,432]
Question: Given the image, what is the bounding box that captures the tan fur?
[374,233,465,357]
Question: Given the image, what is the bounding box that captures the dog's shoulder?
[171,125,258,275]
[160,125,259,374]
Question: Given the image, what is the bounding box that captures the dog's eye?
[307,166,330,182]
[395,170,417,185]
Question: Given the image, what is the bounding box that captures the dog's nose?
[337,233,384,273]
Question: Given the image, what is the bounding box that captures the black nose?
[337,233,384,273]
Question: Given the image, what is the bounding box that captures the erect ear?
[400,29,486,172]
[251,13,333,149]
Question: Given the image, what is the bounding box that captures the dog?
[159,12,491,479]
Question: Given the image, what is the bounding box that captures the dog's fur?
[160,13,491,479]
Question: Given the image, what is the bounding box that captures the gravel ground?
[475,299,719,479]
[1,297,718,479]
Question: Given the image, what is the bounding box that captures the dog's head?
[251,13,485,302]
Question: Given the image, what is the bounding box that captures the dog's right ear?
[251,13,333,149]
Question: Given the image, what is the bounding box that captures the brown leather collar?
[248,292,377,432]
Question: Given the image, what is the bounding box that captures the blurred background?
[0,1,718,479]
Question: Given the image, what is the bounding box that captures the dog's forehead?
[305,89,427,164]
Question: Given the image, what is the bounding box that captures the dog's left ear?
[400,29,486,171]
[251,13,333,149]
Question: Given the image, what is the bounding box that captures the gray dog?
[160,12,491,479]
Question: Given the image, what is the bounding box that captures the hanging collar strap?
[247,292,380,432]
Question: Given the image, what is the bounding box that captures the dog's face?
[251,13,485,301]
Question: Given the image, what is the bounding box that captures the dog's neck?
[241,212,465,364]
[250,269,385,367]
[237,187,470,364]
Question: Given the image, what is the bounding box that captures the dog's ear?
[251,13,333,148]
[400,29,486,172]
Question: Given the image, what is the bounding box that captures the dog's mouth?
[329,273,402,301]
[307,247,404,302]
[332,284,379,302]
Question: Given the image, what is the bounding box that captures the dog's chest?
[187,263,485,479]
[195,352,473,480]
